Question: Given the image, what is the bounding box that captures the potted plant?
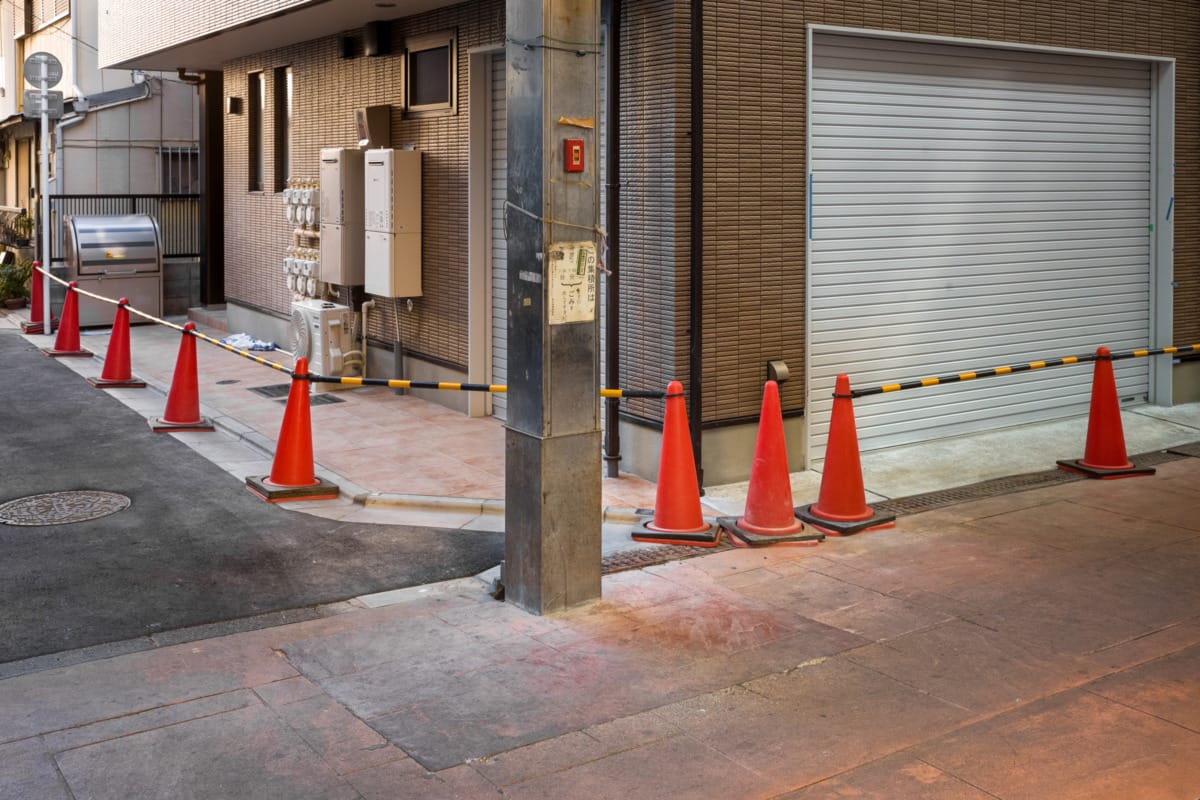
[12,214,33,247]
[0,258,32,309]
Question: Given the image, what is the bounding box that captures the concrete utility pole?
[504,0,603,614]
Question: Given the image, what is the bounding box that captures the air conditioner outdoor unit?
[289,299,361,392]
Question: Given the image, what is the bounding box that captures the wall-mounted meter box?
[319,147,365,285]
[364,148,422,297]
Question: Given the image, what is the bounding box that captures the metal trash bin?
[64,214,162,327]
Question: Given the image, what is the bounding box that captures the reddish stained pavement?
[2,457,1199,798]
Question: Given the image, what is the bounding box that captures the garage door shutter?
[491,52,508,421]
[808,33,1152,460]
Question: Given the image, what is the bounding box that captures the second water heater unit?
[364,148,422,298]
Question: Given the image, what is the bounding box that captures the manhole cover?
[0,491,131,527]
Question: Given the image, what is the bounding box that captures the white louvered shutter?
[808,33,1152,460]
[490,52,509,420]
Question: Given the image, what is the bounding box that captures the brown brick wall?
[616,0,695,421]
[223,1,504,368]
[206,0,1196,419]
[698,0,1200,424]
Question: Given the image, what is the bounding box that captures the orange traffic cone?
[41,281,90,357]
[150,322,214,432]
[632,381,721,547]
[796,374,896,535]
[88,300,146,389]
[720,381,824,547]
[1057,346,1155,479]
[20,261,55,335]
[246,357,339,502]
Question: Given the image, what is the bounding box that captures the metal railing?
[48,194,200,260]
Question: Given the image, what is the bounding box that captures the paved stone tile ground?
[2,459,1197,797]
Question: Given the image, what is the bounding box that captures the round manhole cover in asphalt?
[0,491,131,526]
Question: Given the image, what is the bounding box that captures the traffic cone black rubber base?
[795,504,896,536]
[149,417,215,433]
[631,518,723,548]
[245,475,339,503]
[1056,459,1156,480]
[41,347,91,358]
[718,516,825,547]
[88,376,147,389]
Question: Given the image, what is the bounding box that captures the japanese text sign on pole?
[22,90,64,120]
[23,52,63,88]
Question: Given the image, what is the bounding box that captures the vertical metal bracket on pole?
[504,0,603,614]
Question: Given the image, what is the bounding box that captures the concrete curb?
[356,490,643,524]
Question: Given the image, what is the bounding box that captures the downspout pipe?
[688,0,704,487]
[54,81,153,196]
[603,0,622,478]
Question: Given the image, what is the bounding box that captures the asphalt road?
[0,329,503,664]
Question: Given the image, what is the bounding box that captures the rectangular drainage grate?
[249,384,291,398]
[250,384,345,405]
[875,448,1192,517]
[281,393,344,406]
[1166,441,1200,458]
[601,540,735,575]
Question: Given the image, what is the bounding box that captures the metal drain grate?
[1131,448,1192,468]
[285,394,344,406]
[601,540,735,574]
[874,448,1191,517]
[1166,441,1200,458]
[250,384,345,406]
[874,471,1084,516]
[249,384,291,398]
[0,491,131,526]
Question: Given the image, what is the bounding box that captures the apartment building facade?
[98,0,1198,484]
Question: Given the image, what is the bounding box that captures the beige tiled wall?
[101,0,313,67]
[222,2,505,369]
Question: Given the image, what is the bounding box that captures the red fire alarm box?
[564,138,585,172]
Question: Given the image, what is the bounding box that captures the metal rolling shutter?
[490,52,508,420]
[808,33,1152,460]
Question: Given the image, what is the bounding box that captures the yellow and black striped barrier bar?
[852,343,1200,399]
[35,265,292,376]
[33,266,670,396]
[305,373,667,399]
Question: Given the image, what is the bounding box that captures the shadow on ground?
[0,331,503,664]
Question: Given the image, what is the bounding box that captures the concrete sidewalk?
[5,304,1200,542]
[1,456,1199,798]
[3,305,1200,796]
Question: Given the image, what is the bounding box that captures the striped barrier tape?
[304,373,667,399]
[34,266,665,398]
[36,266,292,375]
[851,344,1200,399]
